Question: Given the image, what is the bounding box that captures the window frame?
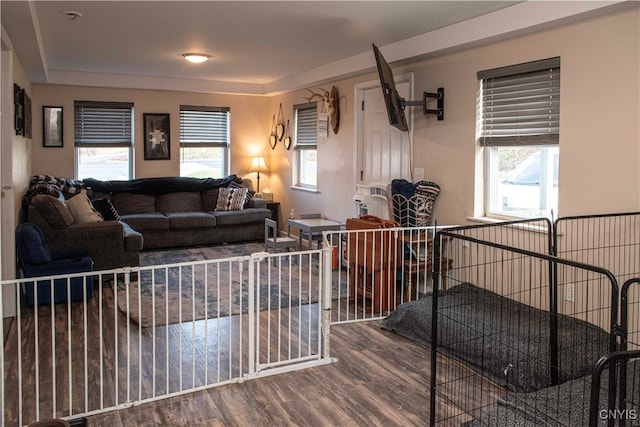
[477,57,560,219]
[74,100,134,180]
[293,102,318,190]
[179,105,230,178]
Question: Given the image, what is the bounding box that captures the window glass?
[77,147,131,180]
[486,146,558,218]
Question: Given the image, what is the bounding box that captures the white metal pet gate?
[0,249,336,426]
[2,225,437,426]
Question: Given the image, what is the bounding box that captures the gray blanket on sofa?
[84,175,240,195]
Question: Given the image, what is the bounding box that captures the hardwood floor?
[3,281,504,426]
[87,321,437,427]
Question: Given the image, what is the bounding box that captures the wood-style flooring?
[87,321,435,427]
[3,282,504,427]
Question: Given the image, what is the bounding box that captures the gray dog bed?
[381,282,611,392]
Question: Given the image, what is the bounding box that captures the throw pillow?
[229,181,255,207]
[215,187,248,211]
[91,198,121,221]
[66,193,104,224]
[30,194,75,229]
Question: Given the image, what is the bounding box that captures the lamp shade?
[250,156,267,173]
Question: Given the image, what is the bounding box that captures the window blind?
[294,103,317,149]
[74,101,133,147]
[477,57,560,147]
[179,105,230,147]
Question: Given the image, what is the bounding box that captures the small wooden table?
[288,218,343,250]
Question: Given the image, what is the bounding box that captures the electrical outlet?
[565,283,575,302]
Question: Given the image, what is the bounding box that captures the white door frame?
[1,28,16,317]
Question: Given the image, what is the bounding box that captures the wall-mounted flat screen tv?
[373,43,408,132]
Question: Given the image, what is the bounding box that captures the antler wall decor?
[304,86,340,135]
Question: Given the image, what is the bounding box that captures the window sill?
[467,216,551,235]
[290,186,319,194]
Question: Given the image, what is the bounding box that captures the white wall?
[31,85,272,187]
[268,7,640,225]
[402,6,640,220]
[24,7,640,229]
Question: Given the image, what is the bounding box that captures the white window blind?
[179,105,230,147]
[295,103,317,149]
[477,57,560,147]
[74,101,133,147]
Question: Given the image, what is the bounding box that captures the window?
[294,103,317,188]
[179,105,230,178]
[477,57,560,219]
[74,101,133,180]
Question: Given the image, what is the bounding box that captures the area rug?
[115,242,345,327]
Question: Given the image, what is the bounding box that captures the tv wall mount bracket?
[403,88,445,121]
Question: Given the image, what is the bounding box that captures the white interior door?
[355,75,412,188]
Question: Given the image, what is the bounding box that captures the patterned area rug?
[115,242,344,327]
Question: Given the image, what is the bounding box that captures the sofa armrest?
[50,221,127,251]
[47,221,141,270]
[23,256,94,277]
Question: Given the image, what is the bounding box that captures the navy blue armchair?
[16,223,94,306]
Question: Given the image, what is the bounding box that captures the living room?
[4,1,638,247]
[1,1,640,425]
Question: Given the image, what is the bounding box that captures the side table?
[266,201,280,227]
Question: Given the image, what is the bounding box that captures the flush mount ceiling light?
[182,53,210,64]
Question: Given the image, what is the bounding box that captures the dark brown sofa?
[24,175,270,270]
[104,179,270,249]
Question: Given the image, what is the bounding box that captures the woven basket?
[390,180,440,227]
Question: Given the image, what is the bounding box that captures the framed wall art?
[23,91,32,138]
[144,113,170,160]
[43,106,63,147]
[14,84,24,136]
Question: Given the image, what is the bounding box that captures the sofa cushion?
[112,193,156,215]
[165,212,217,229]
[30,194,75,229]
[92,198,121,221]
[210,208,270,226]
[120,213,169,230]
[156,192,203,213]
[215,187,248,211]
[202,188,220,211]
[66,193,104,224]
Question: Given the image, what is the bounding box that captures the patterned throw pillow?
[228,181,256,207]
[215,187,248,211]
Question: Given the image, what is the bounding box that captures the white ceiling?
[1,1,631,95]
